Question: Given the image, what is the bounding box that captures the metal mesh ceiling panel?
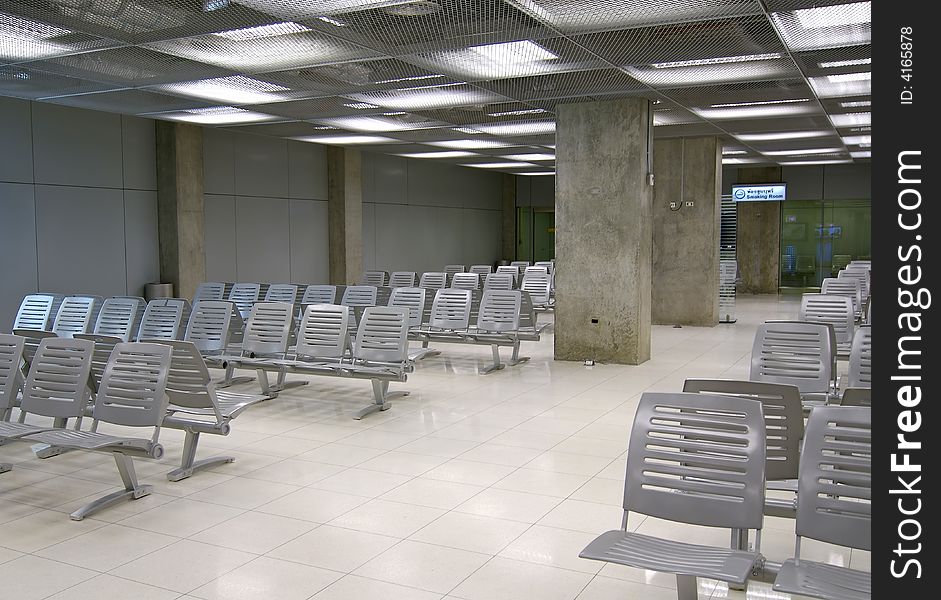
[19,46,234,86]
[0,64,115,98]
[507,0,764,34]
[0,0,872,170]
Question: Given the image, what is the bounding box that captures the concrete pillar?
[737,166,781,293]
[555,98,653,365]
[327,147,363,285]
[155,122,204,300]
[651,137,722,325]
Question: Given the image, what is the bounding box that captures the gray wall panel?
[203,128,235,195]
[204,194,237,282]
[235,134,289,198]
[461,209,503,265]
[289,199,329,283]
[0,97,34,184]
[122,116,157,191]
[32,103,123,188]
[823,163,871,200]
[406,160,463,208]
[35,185,127,296]
[0,183,38,327]
[235,196,291,282]
[372,153,408,205]
[289,141,327,200]
[780,166,823,201]
[124,190,160,297]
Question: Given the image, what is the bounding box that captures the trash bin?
[144,282,173,301]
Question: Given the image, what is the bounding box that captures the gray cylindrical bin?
[144,282,174,301]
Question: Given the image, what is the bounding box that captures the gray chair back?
[509,261,530,270]
[94,296,146,342]
[419,272,447,289]
[242,302,295,356]
[264,284,299,303]
[193,282,226,302]
[138,298,190,341]
[227,283,261,320]
[799,294,854,347]
[389,272,417,288]
[53,296,103,338]
[388,287,426,328]
[477,290,521,333]
[430,288,472,330]
[20,337,94,420]
[624,392,766,530]
[144,339,217,414]
[682,379,803,481]
[821,277,861,316]
[521,272,551,305]
[450,272,480,290]
[838,267,870,300]
[341,285,378,307]
[749,321,832,395]
[13,294,62,331]
[301,285,336,304]
[185,300,235,354]
[361,271,388,287]
[840,387,871,407]
[0,334,25,416]
[93,342,171,429]
[469,265,492,277]
[354,306,409,363]
[484,273,514,291]
[296,304,349,360]
[795,406,871,550]
[848,325,871,388]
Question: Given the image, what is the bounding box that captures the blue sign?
[732,184,787,202]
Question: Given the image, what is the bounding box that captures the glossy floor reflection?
[0,295,867,599]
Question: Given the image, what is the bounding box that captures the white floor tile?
[187,476,299,509]
[110,539,255,594]
[257,487,368,523]
[312,574,444,600]
[450,556,592,600]
[118,498,245,538]
[358,451,450,477]
[328,499,445,538]
[423,460,517,487]
[43,574,180,600]
[498,525,603,574]
[455,488,562,524]
[296,443,386,466]
[36,523,177,571]
[492,468,590,498]
[0,555,97,600]
[409,512,530,555]
[190,556,341,600]
[312,468,411,498]
[381,477,484,510]
[0,508,106,553]
[354,540,489,594]
[268,524,399,572]
[241,458,345,486]
[191,511,316,554]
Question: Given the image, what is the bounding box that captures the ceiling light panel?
[722,157,768,164]
[842,135,871,146]
[851,151,871,158]
[502,153,554,161]
[257,58,458,97]
[779,159,853,165]
[233,1,416,20]
[156,75,293,104]
[736,130,833,142]
[830,112,871,127]
[762,147,845,156]
[312,114,444,132]
[43,88,216,114]
[144,27,378,73]
[515,171,555,175]
[157,106,279,125]
[396,150,478,158]
[247,96,388,119]
[476,68,646,101]
[461,161,540,169]
[473,121,556,136]
[808,73,871,97]
[0,64,116,99]
[294,134,401,145]
[346,83,507,110]
[428,139,513,149]
[771,2,871,51]
[626,56,797,88]
[653,109,700,126]
[409,38,594,81]
[693,102,819,120]
[506,0,762,34]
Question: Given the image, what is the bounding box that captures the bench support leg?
[675,575,699,600]
[0,463,11,474]
[354,380,394,420]
[727,528,750,590]
[70,453,151,521]
[215,363,254,389]
[255,368,306,396]
[480,345,506,374]
[508,340,530,366]
[32,417,73,459]
[167,431,234,482]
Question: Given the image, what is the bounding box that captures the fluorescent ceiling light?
[827,72,871,83]
[515,172,555,176]
[842,135,871,146]
[809,75,871,97]
[762,148,844,156]
[157,75,290,104]
[819,58,871,69]
[851,151,871,158]
[652,53,781,69]
[374,74,445,84]
[397,151,478,159]
[694,104,817,120]
[343,102,379,109]
[487,108,546,117]
[794,2,870,28]
[503,153,555,161]
[474,121,556,136]
[626,60,792,88]
[452,127,481,135]
[779,159,853,165]
[429,139,512,150]
[296,135,398,144]
[469,40,558,64]
[711,98,810,109]
[736,131,832,142]
[347,86,498,110]
[722,150,748,156]
[316,16,347,27]
[830,112,871,127]
[840,100,871,108]
[0,14,70,39]
[214,22,311,41]
[169,106,276,124]
[314,115,428,132]
[462,162,539,169]
[723,157,766,165]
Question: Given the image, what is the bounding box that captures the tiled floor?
[0,295,868,599]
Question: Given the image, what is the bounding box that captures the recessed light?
[374,74,445,85]
[794,2,870,29]
[429,139,512,150]
[779,159,853,165]
[397,151,478,158]
[710,98,810,109]
[809,74,871,97]
[819,58,871,69]
[830,112,871,127]
[515,172,555,176]
[486,108,547,117]
[428,40,560,79]
[316,16,347,27]
[827,72,871,83]
[347,86,498,110]
[723,157,767,164]
[314,115,431,132]
[722,150,748,156]
[213,22,311,41]
[694,104,817,120]
[296,135,399,145]
[469,40,558,64]
[168,106,277,125]
[502,153,555,161]
[0,13,70,39]
[762,148,845,156]
[461,162,538,169]
[626,61,792,87]
[343,102,379,109]
[474,121,556,136]
[771,2,871,51]
[840,100,871,108]
[851,151,871,158]
[651,53,782,69]
[736,131,832,142]
[842,135,871,146]
[452,127,481,135]
[157,75,290,105]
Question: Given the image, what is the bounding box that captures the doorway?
[517,207,555,262]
